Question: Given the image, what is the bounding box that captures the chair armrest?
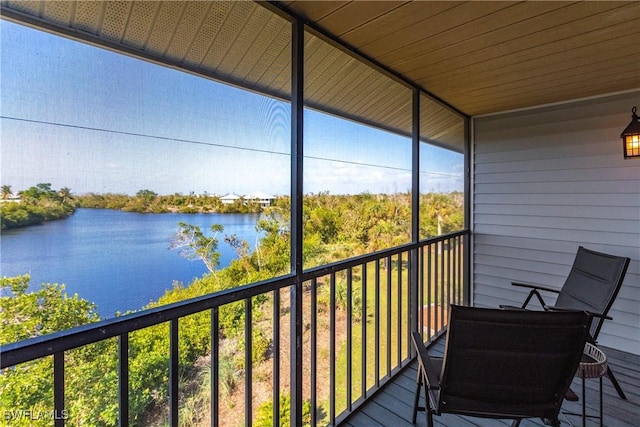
[499,305,527,310]
[411,332,441,390]
[423,357,441,391]
[511,282,559,309]
[546,305,612,321]
[511,281,559,294]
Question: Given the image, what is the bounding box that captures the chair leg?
[606,366,627,400]
[540,417,560,426]
[510,420,521,427]
[412,370,422,424]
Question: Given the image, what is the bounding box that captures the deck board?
[339,337,640,426]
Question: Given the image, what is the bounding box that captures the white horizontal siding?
[475,204,638,221]
[473,91,640,355]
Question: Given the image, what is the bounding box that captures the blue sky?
[1,21,463,197]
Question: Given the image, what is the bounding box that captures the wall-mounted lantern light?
[621,106,640,159]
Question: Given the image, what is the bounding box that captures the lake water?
[0,209,261,317]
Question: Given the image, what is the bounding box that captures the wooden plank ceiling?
[283,1,640,116]
[1,0,638,138]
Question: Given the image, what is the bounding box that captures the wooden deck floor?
[341,338,640,427]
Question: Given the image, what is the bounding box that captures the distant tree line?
[0,184,270,230]
[77,190,264,214]
[0,183,76,229]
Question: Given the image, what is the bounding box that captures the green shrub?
[254,393,311,427]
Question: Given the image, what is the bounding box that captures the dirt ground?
[149,289,449,426]
[198,286,346,427]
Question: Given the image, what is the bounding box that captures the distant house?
[245,192,275,208]
[220,193,241,205]
[0,195,21,203]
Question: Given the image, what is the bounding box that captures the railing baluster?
[54,351,65,427]
[397,253,402,367]
[374,259,380,388]
[450,238,455,305]
[119,334,129,427]
[169,319,179,427]
[347,268,353,411]
[440,240,445,330]
[451,239,459,304]
[273,289,281,427]
[211,307,219,427]
[361,263,367,399]
[454,237,458,305]
[330,272,336,424]
[310,279,317,426]
[446,238,451,311]
[419,246,424,336]
[386,255,391,378]
[245,297,252,427]
[443,239,447,309]
[448,238,453,305]
[407,251,413,359]
[458,235,463,305]
[427,243,432,340]
[434,242,439,334]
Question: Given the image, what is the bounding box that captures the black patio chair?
[507,246,630,399]
[411,306,591,427]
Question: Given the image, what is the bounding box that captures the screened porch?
[1,1,638,426]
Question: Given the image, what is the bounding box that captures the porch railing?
[1,230,469,426]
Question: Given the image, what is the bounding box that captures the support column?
[290,17,304,427]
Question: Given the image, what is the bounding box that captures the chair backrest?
[556,246,630,339]
[438,305,590,421]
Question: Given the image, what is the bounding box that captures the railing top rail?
[302,230,467,279]
[1,229,469,369]
[418,229,467,247]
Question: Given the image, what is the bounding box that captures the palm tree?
[1,185,12,200]
[58,187,73,204]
